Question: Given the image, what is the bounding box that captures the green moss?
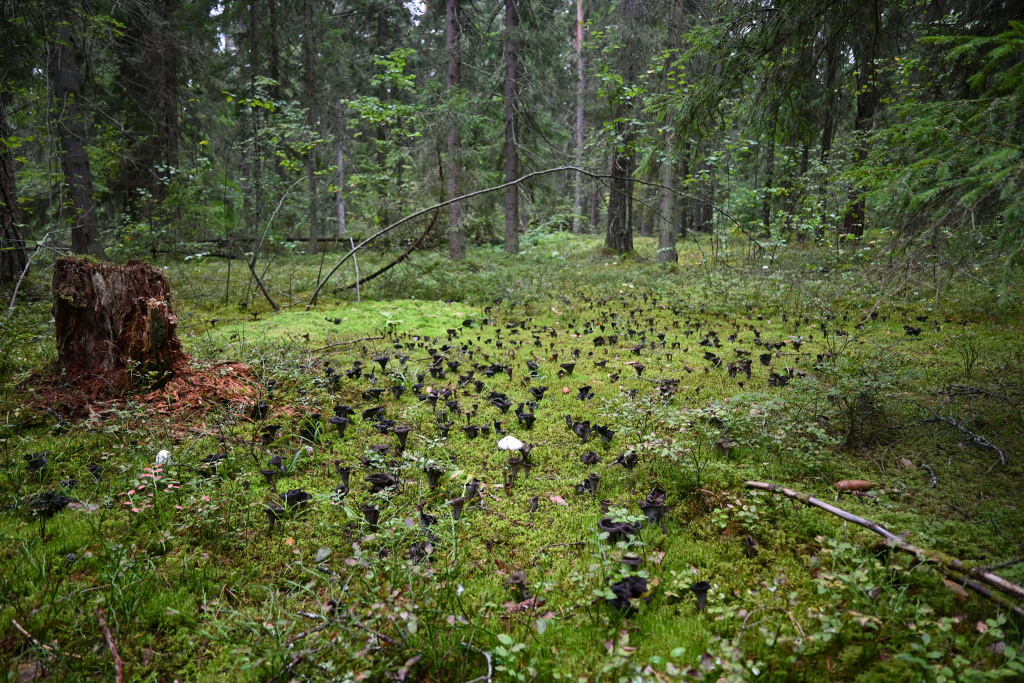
[2,235,1023,681]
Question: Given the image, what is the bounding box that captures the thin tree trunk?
[50,17,105,257]
[0,95,27,285]
[677,149,690,236]
[336,108,347,239]
[656,134,677,262]
[842,30,878,239]
[604,0,646,253]
[817,39,838,238]
[446,0,465,260]
[761,136,775,231]
[503,0,519,254]
[638,168,655,238]
[819,39,838,166]
[115,0,180,220]
[606,142,634,252]
[303,0,318,255]
[267,0,281,100]
[572,0,586,234]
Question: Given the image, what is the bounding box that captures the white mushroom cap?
[497,435,524,451]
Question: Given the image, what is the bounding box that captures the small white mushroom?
[497,435,524,451]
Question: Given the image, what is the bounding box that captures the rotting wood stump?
[53,257,189,393]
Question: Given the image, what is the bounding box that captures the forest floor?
[2,233,1023,682]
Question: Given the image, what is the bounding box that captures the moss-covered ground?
[2,234,1023,681]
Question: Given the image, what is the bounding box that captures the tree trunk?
[677,145,690,236]
[606,142,634,252]
[604,0,646,253]
[761,136,775,230]
[572,0,586,234]
[114,0,180,221]
[656,135,677,262]
[446,0,466,260]
[842,31,878,239]
[656,0,684,262]
[267,0,281,100]
[503,0,519,254]
[50,16,105,257]
[53,257,189,392]
[303,0,319,254]
[0,95,27,286]
[336,108,347,239]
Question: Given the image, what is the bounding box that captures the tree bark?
[0,95,27,285]
[503,0,519,254]
[842,27,878,239]
[114,0,181,221]
[267,0,281,100]
[53,257,189,392]
[656,135,677,262]
[446,0,466,260]
[604,0,647,253]
[761,136,775,230]
[606,144,634,252]
[50,16,105,257]
[336,107,347,239]
[572,0,586,234]
[303,0,319,255]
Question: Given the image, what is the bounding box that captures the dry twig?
[96,607,124,683]
[745,481,1024,607]
[313,336,384,352]
[461,641,493,683]
[532,542,586,566]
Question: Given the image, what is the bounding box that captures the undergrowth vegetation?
[1,235,1022,681]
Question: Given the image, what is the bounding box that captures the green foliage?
[862,22,1024,302]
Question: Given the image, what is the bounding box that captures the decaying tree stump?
[53,258,189,392]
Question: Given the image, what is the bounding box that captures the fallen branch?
[532,542,586,566]
[7,230,61,317]
[237,246,280,312]
[745,481,1024,606]
[941,385,1007,399]
[340,209,440,291]
[982,557,1024,572]
[941,569,1024,619]
[461,641,493,683]
[306,166,760,307]
[10,619,82,659]
[96,607,125,683]
[313,336,384,352]
[920,462,938,487]
[914,406,1006,464]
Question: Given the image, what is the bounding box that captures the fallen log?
[745,481,1024,609]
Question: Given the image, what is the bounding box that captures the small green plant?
[949,333,982,378]
[493,633,538,681]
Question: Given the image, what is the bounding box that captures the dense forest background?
[1,0,1023,300]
